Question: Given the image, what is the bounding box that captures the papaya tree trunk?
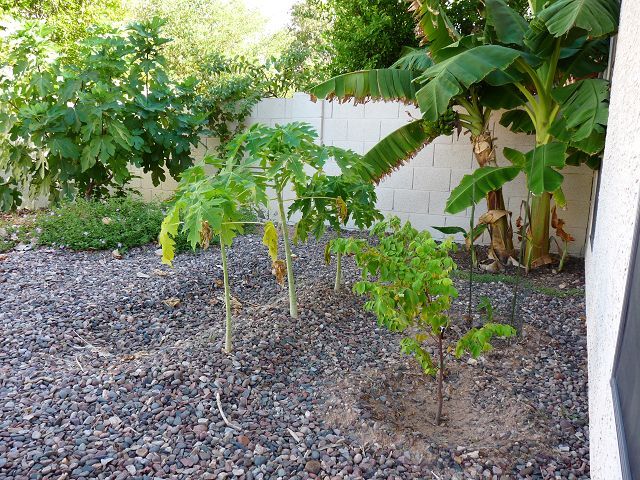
[220,240,233,354]
[334,251,343,292]
[471,131,514,263]
[525,192,551,269]
[276,191,299,318]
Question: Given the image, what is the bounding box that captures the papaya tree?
[290,157,383,291]
[415,0,618,268]
[158,157,266,353]
[336,217,515,425]
[226,122,331,318]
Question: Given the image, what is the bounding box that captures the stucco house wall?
[585,0,640,477]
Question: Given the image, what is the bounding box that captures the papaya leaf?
[159,206,181,266]
[262,221,279,262]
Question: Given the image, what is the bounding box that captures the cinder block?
[408,213,447,238]
[410,144,434,168]
[347,119,381,142]
[382,210,409,223]
[400,104,422,121]
[257,98,286,119]
[413,167,451,191]
[434,144,473,169]
[394,189,429,213]
[429,191,464,217]
[379,166,414,189]
[448,169,473,192]
[364,101,400,119]
[433,134,453,145]
[375,188,394,211]
[332,101,365,119]
[323,159,342,176]
[324,119,348,143]
[291,92,323,118]
[380,119,409,138]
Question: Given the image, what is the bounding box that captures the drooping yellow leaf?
[272,259,287,287]
[336,196,348,224]
[262,221,279,261]
[159,207,180,266]
[324,242,332,265]
[200,220,213,250]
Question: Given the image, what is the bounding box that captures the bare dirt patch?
[322,323,559,469]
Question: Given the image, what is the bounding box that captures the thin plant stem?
[468,182,476,321]
[510,191,532,336]
[276,191,298,318]
[220,240,233,353]
[436,330,444,426]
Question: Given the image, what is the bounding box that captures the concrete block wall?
[135,92,595,255]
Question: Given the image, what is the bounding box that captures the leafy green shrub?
[336,217,515,425]
[0,17,205,210]
[36,198,165,251]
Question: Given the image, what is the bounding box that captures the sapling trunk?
[510,192,531,336]
[436,330,444,426]
[220,240,233,353]
[468,182,476,321]
[334,251,343,292]
[276,192,299,318]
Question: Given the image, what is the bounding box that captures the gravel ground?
[0,233,588,479]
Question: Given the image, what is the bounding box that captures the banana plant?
[158,157,266,353]
[414,0,618,268]
[309,1,525,269]
[290,154,383,291]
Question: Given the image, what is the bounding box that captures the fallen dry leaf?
[102,217,112,225]
[163,297,181,308]
[112,249,123,260]
[152,268,170,277]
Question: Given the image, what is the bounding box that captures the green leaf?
[525,142,567,195]
[432,226,467,235]
[503,147,527,168]
[415,46,522,121]
[412,0,460,61]
[49,137,80,160]
[390,47,434,72]
[500,110,535,134]
[309,69,420,104]
[361,119,443,183]
[553,187,567,208]
[485,0,529,46]
[537,0,620,38]
[552,79,609,141]
[262,221,279,261]
[445,166,521,213]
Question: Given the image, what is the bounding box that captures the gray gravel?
[0,233,588,479]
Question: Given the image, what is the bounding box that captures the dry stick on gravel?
[287,428,302,443]
[215,391,241,431]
